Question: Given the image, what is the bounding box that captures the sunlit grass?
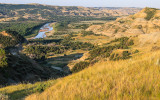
[0,80,57,100]
[25,50,160,100]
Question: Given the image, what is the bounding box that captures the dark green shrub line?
[71,61,90,73]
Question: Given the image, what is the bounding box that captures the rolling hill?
[0,3,141,22]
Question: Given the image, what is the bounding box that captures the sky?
[0,0,160,8]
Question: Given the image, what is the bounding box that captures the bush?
[134,49,139,53]
[34,83,52,93]
[122,51,131,59]
[110,53,115,60]
[128,40,134,46]
[0,93,8,100]
[0,48,8,68]
[71,61,90,73]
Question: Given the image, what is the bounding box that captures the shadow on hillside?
[8,87,34,100]
[0,53,83,91]
[46,53,83,66]
[41,53,84,73]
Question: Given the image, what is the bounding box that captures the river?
[34,23,53,39]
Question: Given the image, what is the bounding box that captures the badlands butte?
[87,7,160,36]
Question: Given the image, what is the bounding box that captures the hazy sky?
[0,0,159,8]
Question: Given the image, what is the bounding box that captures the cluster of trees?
[0,22,44,36]
[72,24,89,29]
[61,41,94,50]
[81,31,95,37]
[60,34,94,50]
[25,34,94,60]
[53,21,70,31]
[0,30,25,48]
[110,37,134,49]
[89,37,134,60]
[25,46,65,60]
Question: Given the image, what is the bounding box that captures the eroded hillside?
[87,8,160,36]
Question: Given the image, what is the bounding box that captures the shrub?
[34,83,52,93]
[134,49,139,53]
[110,53,115,60]
[0,93,8,100]
[128,40,134,46]
[122,51,131,59]
[71,61,90,73]
[114,29,119,33]
[0,48,8,68]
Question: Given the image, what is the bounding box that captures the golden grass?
[25,50,160,100]
[0,80,57,100]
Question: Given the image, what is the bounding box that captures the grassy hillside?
[0,48,160,100]
[25,50,160,100]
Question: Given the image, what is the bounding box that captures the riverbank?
[45,23,56,37]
